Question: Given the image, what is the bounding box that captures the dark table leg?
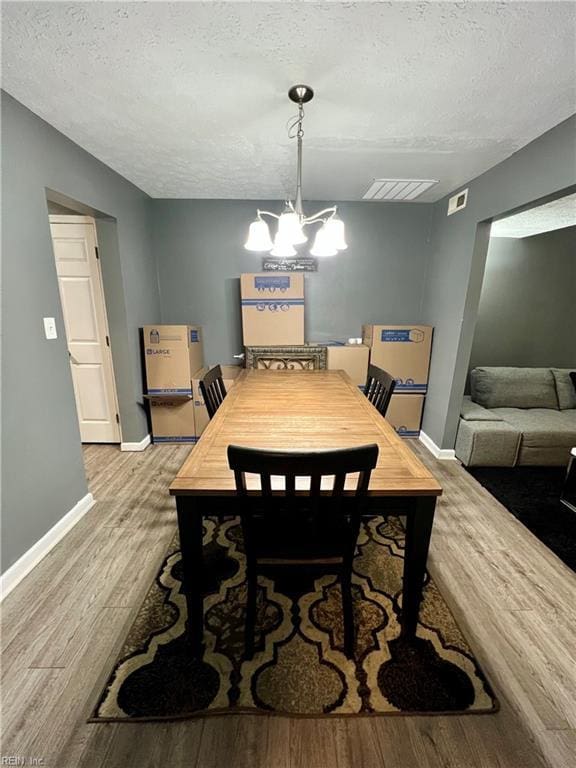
[401,496,436,638]
[176,497,204,657]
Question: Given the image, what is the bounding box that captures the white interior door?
[49,215,121,443]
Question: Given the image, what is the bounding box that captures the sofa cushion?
[460,396,503,421]
[551,368,576,410]
[470,367,559,410]
[494,408,576,449]
[516,445,573,466]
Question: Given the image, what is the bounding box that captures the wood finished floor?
[2,441,575,768]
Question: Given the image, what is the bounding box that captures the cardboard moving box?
[362,325,432,393]
[241,273,304,346]
[150,397,196,444]
[192,365,243,438]
[385,394,424,438]
[326,344,370,388]
[150,365,242,443]
[143,325,204,395]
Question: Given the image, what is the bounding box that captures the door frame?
[49,214,123,443]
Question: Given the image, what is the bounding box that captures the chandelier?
[244,85,347,258]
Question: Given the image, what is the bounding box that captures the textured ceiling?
[2,2,575,201]
[491,192,576,238]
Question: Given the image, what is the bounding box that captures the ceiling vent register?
[362,179,438,201]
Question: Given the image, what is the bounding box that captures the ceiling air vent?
[362,179,438,201]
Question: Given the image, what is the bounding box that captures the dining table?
[170,369,442,657]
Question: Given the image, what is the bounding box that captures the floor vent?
[362,179,438,201]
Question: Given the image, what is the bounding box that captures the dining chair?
[364,363,396,417]
[227,443,379,659]
[199,365,227,419]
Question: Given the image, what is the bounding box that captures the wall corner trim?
[0,492,96,601]
[419,431,458,461]
[120,434,151,452]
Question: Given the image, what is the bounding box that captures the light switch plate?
[43,317,58,340]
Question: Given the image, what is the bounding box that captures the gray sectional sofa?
[455,367,576,467]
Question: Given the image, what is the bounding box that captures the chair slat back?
[199,365,227,419]
[227,444,379,501]
[364,364,396,417]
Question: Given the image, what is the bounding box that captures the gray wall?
[46,200,79,215]
[1,92,160,573]
[152,200,433,365]
[420,115,576,449]
[469,227,576,372]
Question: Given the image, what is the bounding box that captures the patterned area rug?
[92,517,497,720]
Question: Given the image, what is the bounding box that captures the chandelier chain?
[287,102,305,140]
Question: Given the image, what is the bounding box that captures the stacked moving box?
[143,325,240,443]
[326,343,370,388]
[143,325,203,443]
[241,273,305,345]
[362,325,433,438]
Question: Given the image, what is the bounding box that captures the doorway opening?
[47,207,122,445]
[453,190,576,568]
[468,191,575,393]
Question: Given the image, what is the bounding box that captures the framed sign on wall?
[262,257,318,272]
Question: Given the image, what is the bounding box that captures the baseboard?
[419,430,457,461]
[120,434,151,452]
[0,492,95,600]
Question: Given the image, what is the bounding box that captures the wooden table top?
[170,370,442,497]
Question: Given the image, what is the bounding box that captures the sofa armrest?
[455,419,521,466]
[461,396,504,422]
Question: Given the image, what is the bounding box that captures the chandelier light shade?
[310,225,338,257]
[270,232,297,257]
[244,218,274,251]
[244,85,346,257]
[277,209,307,245]
[323,215,347,250]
